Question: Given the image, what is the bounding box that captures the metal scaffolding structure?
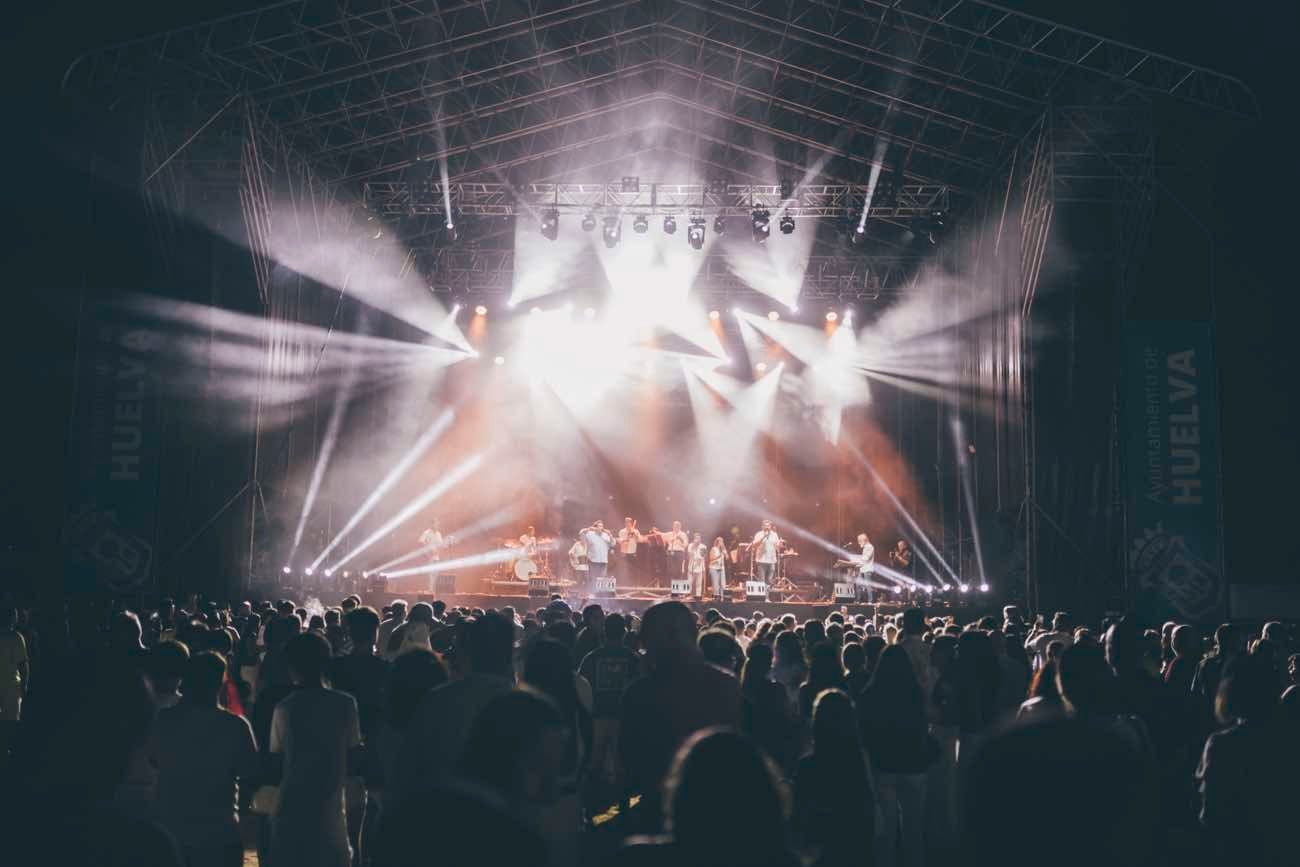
[62,1,1255,595]
[421,246,915,298]
[66,0,1255,197]
[363,181,949,221]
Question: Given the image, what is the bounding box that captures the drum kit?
[499,536,559,582]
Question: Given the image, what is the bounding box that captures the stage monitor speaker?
[527,576,550,598]
[434,574,456,596]
[833,582,856,603]
[593,577,617,598]
[745,580,769,602]
[670,578,692,598]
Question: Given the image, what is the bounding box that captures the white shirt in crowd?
[269,687,362,867]
[752,529,781,564]
[147,703,259,854]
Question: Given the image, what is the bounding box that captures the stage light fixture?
[632,214,649,234]
[663,215,677,235]
[751,209,770,244]
[924,209,946,244]
[282,565,291,574]
[304,567,315,576]
[445,223,459,243]
[687,217,706,250]
[342,571,351,579]
[475,304,488,316]
[826,310,839,322]
[958,583,969,593]
[493,355,506,366]
[713,215,726,235]
[755,362,768,373]
[540,208,559,241]
[708,309,721,321]
[849,224,867,246]
[324,569,334,577]
[779,179,794,199]
[767,310,780,321]
[979,583,990,592]
[581,212,597,232]
[602,216,621,249]
[779,214,795,235]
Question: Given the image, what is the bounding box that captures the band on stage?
[397,509,923,603]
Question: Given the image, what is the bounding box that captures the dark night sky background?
[3,1,1296,597]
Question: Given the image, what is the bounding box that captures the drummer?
[519,525,539,558]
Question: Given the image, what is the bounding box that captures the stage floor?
[302,587,981,621]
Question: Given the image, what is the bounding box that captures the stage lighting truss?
[687,216,706,250]
[632,213,649,234]
[779,213,795,235]
[602,215,621,248]
[663,214,677,235]
[540,208,559,241]
[751,208,771,244]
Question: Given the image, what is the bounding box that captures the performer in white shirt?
[686,532,707,597]
[519,525,539,558]
[664,521,689,583]
[418,519,446,592]
[751,520,782,584]
[568,536,589,585]
[418,519,445,557]
[856,532,876,602]
[616,517,644,584]
[579,520,614,583]
[708,536,728,600]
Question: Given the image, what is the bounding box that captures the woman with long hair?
[772,631,808,707]
[859,645,935,867]
[616,728,799,867]
[793,689,875,867]
[708,537,729,601]
[523,639,592,867]
[1017,658,1061,721]
[741,641,800,774]
[799,642,847,720]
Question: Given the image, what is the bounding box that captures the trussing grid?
[64,0,1253,299]
[64,0,1254,591]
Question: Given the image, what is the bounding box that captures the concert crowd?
[0,593,1295,867]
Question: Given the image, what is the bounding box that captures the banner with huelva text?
[1123,321,1224,624]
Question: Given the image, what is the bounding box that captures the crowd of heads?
[0,591,1296,866]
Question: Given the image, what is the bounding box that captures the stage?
[266,581,989,622]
